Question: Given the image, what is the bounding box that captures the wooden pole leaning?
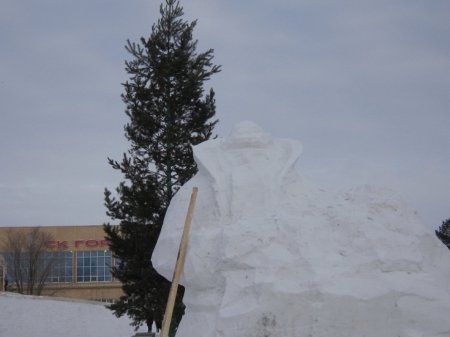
[160,187,198,337]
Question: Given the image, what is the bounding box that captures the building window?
[76,251,112,282]
[1,251,73,284]
[46,251,73,283]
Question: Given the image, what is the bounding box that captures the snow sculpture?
[154,121,450,337]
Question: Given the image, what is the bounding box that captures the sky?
[0,0,449,230]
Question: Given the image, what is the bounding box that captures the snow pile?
[0,292,138,337]
[154,121,450,337]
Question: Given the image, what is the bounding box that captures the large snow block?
[154,121,450,337]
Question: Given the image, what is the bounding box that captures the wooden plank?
[160,187,198,337]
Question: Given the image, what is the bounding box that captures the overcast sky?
[1,0,449,230]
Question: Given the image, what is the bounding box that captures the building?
[0,225,122,302]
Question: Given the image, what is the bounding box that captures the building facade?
[0,225,122,302]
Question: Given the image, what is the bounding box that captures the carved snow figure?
[154,121,450,337]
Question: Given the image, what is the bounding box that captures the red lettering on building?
[85,239,98,248]
[75,240,85,248]
[57,241,68,249]
[100,240,110,247]
[45,241,57,249]
[45,241,69,250]
[45,239,110,250]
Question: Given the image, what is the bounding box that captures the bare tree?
[0,255,5,291]
[2,227,57,295]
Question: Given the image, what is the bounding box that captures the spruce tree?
[436,218,450,250]
[104,0,220,332]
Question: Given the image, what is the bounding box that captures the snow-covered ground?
[0,292,141,337]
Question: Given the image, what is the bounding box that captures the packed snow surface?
[154,121,450,337]
[0,292,139,337]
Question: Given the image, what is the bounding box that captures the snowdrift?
[0,292,137,337]
[154,121,450,337]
